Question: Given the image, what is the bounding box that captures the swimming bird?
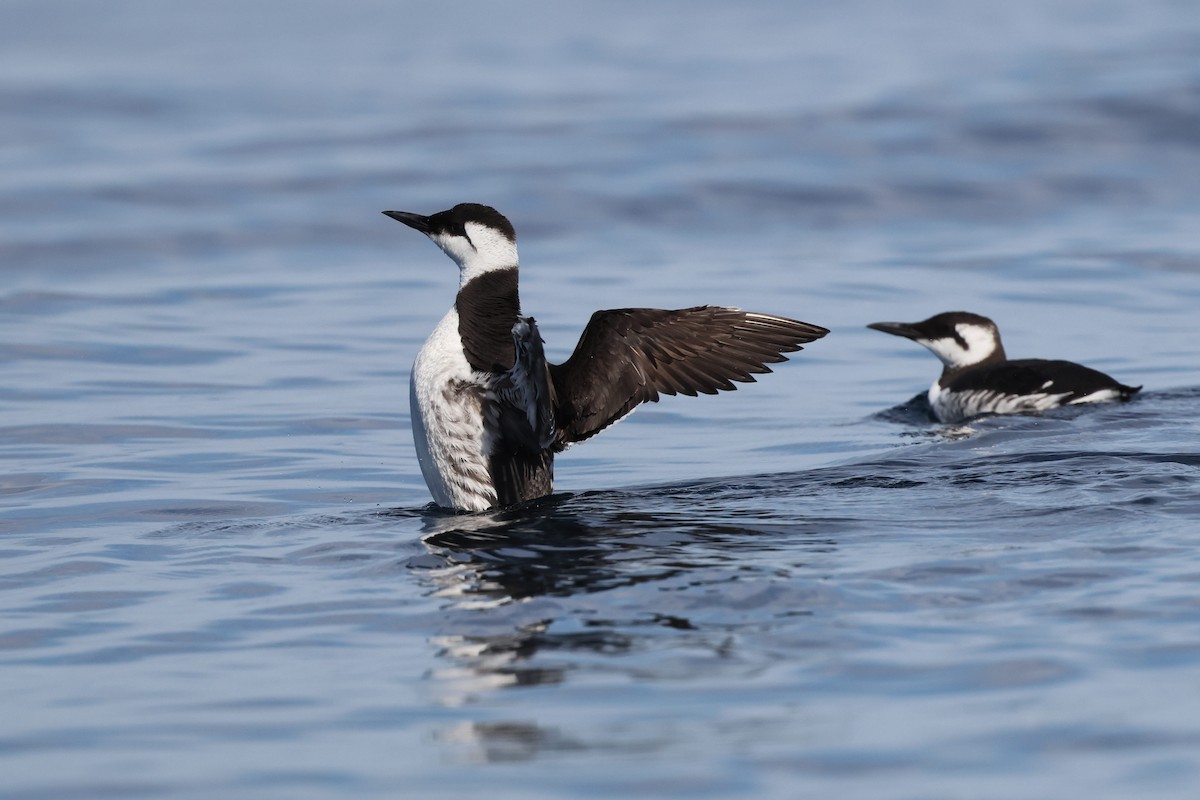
[868,311,1140,423]
[385,202,828,511]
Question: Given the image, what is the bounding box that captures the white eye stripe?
[914,324,998,369]
[954,323,997,364]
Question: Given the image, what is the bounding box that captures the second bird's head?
[868,311,1005,370]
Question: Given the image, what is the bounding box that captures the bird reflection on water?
[401,486,843,762]
[414,488,841,605]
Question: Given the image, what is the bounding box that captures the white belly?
[409,310,498,511]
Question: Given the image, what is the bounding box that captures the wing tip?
[550,305,828,448]
[740,311,830,343]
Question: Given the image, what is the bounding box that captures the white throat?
[431,221,520,286]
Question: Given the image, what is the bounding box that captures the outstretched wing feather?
[548,306,827,449]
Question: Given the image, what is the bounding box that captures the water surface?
[3,1,1200,798]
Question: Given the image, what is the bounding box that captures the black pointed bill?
[867,321,924,340]
[383,210,432,234]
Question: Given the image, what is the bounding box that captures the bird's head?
[868,311,1005,369]
[384,203,518,284]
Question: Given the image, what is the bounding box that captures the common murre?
[868,311,1140,424]
[385,202,829,512]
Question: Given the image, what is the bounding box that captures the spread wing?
[547,306,828,449]
[487,317,556,506]
[493,318,556,452]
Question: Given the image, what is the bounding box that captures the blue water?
[3,1,1200,797]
